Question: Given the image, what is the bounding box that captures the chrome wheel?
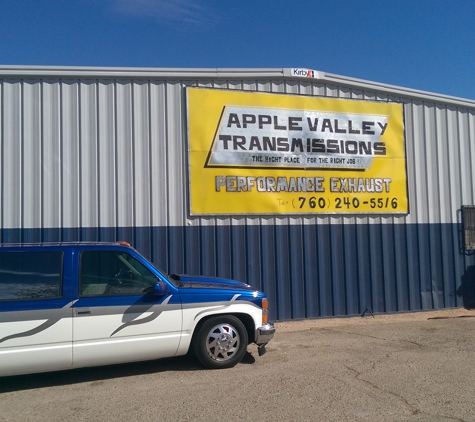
[205,323,240,362]
[192,315,248,369]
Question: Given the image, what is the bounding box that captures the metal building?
[1,65,475,321]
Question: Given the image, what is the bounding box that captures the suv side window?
[79,250,158,296]
[0,251,63,301]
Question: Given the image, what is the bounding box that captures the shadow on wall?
[458,265,475,309]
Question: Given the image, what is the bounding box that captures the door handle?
[74,308,91,316]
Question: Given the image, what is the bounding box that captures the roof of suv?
[0,241,132,248]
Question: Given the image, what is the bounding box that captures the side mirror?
[154,281,170,296]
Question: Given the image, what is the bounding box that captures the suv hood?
[170,274,254,290]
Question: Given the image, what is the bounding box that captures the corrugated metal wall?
[1,67,475,321]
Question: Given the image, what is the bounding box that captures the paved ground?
[1,308,475,422]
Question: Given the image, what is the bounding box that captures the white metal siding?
[0,69,474,231]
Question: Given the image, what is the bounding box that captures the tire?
[192,315,248,369]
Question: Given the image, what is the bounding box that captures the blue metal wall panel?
[356,224,372,314]
[441,225,458,305]
[44,228,61,243]
[331,223,346,316]
[170,227,187,275]
[184,226,200,275]
[369,224,385,313]
[260,226,278,318]
[429,224,444,309]
[231,225,247,286]
[289,225,306,319]
[150,227,169,272]
[275,225,292,320]
[382,224,397,312]
[394,225,409,311]
[343,223,359,315]
[246,225,263,292]
[418,224,433,309]
[216,225,232,279]
[303,224,319,318]
[200,225,216,276]
[0,223,467,321]
[406,225,422,310]
[316,224,333,317]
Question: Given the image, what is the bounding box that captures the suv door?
[72,248,182,368]
[0,249,73,376]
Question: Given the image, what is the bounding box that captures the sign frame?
[187,87,408,216]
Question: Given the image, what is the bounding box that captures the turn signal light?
[262,298,268,310]
[262,298,268,324]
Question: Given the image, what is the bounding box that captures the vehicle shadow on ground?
[0,352,256,393]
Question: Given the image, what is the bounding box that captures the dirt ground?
[274,307,475,332]
[2,307,475,421]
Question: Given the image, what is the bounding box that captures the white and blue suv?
[0,242,274,376]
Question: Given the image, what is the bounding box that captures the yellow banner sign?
[187,87,407,215]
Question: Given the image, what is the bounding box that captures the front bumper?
[255,322,275,356]
[256,322,275,345]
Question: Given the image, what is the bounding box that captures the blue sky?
[1,0,475,100]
